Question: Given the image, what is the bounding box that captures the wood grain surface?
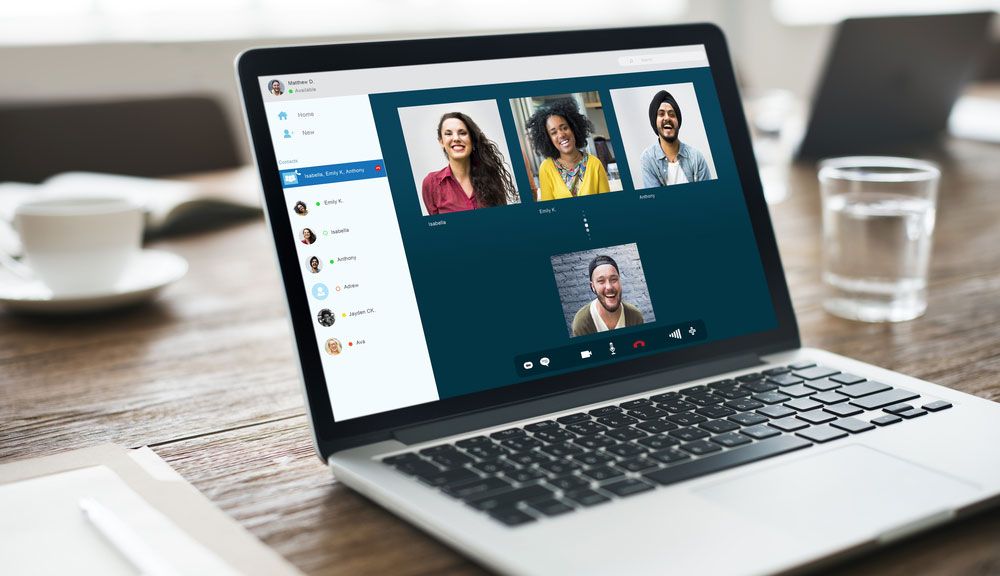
[2,138,998,575]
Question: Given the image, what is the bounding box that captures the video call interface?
[262,45,778,421]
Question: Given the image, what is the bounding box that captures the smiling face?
[590,264,622,313]
[438,118,472,161]
[271,81,281,94]
[656,102,680,143]
[546,115,577,156]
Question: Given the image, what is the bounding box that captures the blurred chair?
[0,96,242,183]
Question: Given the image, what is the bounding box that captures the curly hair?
[525,98,594,159]
[437,112,517,208]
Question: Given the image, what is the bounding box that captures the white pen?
[79,497,180,576]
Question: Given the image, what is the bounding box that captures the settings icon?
[688,327,697,336]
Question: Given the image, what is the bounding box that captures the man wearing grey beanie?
[638,90,711,188]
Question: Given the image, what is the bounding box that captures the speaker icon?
[669,329,683,340]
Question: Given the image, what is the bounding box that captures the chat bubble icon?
[539,357,550,367]
[523,361,534,370]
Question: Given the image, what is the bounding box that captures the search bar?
[617,50,707,67]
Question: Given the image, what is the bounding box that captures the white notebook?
[0,445,301,576]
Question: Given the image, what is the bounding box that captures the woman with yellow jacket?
[526,98,610,201]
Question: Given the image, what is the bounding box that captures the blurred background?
[2,0,997,186]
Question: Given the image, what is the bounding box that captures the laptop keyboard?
[380,362,953,527]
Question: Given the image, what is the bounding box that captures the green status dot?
[315,201,320,206]
[329,259,334,264]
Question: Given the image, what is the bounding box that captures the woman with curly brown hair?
[526,98,610,201]
[421,112,518,215]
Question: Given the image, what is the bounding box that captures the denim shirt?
[639,141,710,188]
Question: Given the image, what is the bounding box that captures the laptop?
[796,12,994,159]
[237,25,1000,575]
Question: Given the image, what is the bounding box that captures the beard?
[660,121,679,143]
[597,291,621,313]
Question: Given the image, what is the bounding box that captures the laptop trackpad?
[696,445,979,542]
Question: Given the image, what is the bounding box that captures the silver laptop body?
[236,24,1000,575]
[330,348,1000,575]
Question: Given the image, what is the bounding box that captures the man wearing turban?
[638,90,711,188]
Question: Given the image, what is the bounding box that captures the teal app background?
[369,67,777,400]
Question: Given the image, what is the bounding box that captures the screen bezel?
[237,24,799,459]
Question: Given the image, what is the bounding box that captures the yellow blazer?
[538,155,611,201]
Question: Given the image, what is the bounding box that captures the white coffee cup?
[14,197,143,295]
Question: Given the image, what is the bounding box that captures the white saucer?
[0,249,188,314]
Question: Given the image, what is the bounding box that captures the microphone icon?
[609,342,616,356]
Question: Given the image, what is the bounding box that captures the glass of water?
[819,157,940,322]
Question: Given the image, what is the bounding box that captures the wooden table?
[2,138,999,575]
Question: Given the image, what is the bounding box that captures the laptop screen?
[257,43,777,422]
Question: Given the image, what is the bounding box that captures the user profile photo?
[551,242,655,338]
[608,83,717,190]
[300,227,317,245]
[293,200,308,216]
[317,308,336,327]
[324,338,343,356]
[509,92,622,201]
[307,256,322,274]
[397,99,521,216]
[268,79,284,96]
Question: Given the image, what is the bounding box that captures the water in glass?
[823,191,935,322]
